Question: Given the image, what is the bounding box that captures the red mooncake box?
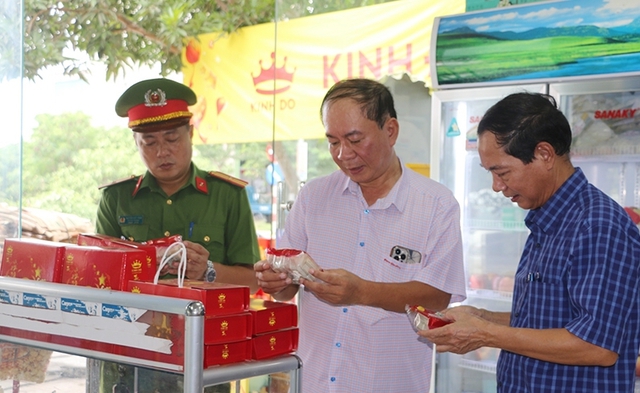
[128,279,250,316]
[1,238,67,282]
[204,339,252,368]
[249,299,298,335]
[251,328,299,360]
[62,244,152,290]
[204,312,252,345]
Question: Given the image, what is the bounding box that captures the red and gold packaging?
[128,279,250,316]
[249,299,297,335]
[0,238,66,282]
[120,310,186,366]
[205,312,252,345]
[204,339,252,368]
[77,233,180,275]
[62,244,153,290]
[406,305,452,331]
[251,328,299,360]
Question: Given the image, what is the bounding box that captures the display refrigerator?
[430,76,640,392]
[430,83,546,393]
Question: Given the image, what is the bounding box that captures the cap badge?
[144,88,167,107]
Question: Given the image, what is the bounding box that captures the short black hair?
[320,78,397,129]
[477,92,572,164]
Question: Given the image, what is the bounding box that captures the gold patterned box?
[1,238,66,282]
[62,244,152,290]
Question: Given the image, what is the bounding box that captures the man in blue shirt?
[421,92,640,392]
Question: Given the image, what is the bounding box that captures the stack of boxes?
[1,237,155,290]
[249,298,298,361]
[0,236,299,370]
[128,278,299,367]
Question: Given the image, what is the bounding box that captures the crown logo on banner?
[252,52,295,95]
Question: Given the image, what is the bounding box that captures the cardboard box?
[252,328,298,360]
[62,244,153,290]
[205,312,252,345]
[204,339,252,368]
[129,279,250,316]
[1,238,66,282]
[249,299,297,335]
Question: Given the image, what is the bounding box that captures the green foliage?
[20,0,277,82]
[0,143,21,205]
[21,112,145,221]
[16,112,335,223]
[13,0,398,83]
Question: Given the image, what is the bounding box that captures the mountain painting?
[432,0,640,86]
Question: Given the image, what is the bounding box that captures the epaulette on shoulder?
[99,175,140,189]
[208,171,248,188]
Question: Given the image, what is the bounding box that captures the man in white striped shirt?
[255,78,466,393]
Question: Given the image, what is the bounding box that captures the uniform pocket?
[189,224,225,261]
[121,225,149,243]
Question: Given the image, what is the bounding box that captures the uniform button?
[336,342,341,348]
[364,209,370,214]
[204,236,210,242]
[164,231,170,237]
[342,308,348,313]
[359,242,365,246]
[330,377,336,382]
[167,199,172,205]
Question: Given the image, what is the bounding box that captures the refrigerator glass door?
[550,77,640,392]
[430,84,546,393]
[550,77,640,208]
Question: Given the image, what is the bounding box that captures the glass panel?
[10,1,298,391]
[434,93,529,393]
[0,0,22,246]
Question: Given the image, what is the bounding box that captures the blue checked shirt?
[497,168,640,393]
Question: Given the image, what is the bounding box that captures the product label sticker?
[22,292,58,309]
[0,289,22,305]
[61,297,101,316]
[101,303,146,322]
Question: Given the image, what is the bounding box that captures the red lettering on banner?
[594,108,638,119]
[360,48,382,80]
[323,55,341,88]
[388,45,412,75]
[323,44,414,88]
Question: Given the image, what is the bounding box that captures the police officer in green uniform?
[94,78,261,393]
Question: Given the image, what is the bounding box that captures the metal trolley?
[0,276,301,392]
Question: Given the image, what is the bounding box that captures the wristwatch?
[205,260,217,283]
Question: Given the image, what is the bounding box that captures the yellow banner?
[183,0,464,144]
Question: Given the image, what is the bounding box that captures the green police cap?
[115,78,197,132]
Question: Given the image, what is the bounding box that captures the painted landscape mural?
[433,0,640,86]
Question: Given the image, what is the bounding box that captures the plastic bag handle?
[154,242,188,287]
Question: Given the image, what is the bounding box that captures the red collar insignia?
[132,175,144,197]
[196,176,208,193]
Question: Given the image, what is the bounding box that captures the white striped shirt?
[279,164,466,393]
